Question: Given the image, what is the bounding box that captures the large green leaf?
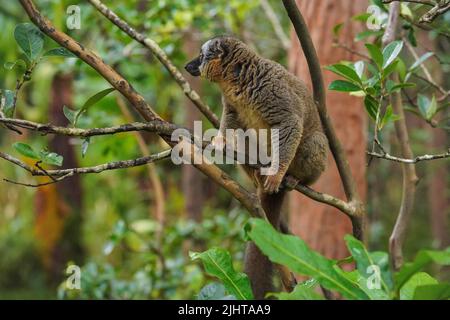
[246,218,369,300]
[197,283,236,300]
[14,23,44,61]
[329,80,361,92]
[413,284,450,300]
[190,248,253,300]
[400,272,437,300]
[344,235,392,294]
[395,247,450,290]
[269,280,324,300]
[382,41,403,69]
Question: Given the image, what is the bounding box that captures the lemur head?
[185,36,248,82]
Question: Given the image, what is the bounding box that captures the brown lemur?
[185,36,328,299]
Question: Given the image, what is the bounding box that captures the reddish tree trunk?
[182,31,206,222]
[288,0,368,259]
[34,73,84,281]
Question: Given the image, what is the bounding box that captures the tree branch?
[0,149,171,179]
[281,0,366,239]
[0,117,179,137]
[87,0,220,128]
[260,0,291,50]
[383,2,419,271]
[367,150,450,163]
[382,0,450,23]
[383,0,435,6]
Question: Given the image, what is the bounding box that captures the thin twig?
[260,0,291,50]
[383,2,419,271]
[383,0,435,6]
[0,149,171,177]
[383,0,450,23]
[87,0,220,128]
[367,150,450,163]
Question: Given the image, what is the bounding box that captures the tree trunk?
[182,30,206,222]
[34,72,84,282]
[288,0,368,259]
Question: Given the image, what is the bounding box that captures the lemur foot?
[263,174,283,194]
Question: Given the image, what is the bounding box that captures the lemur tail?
[244,190,286,299]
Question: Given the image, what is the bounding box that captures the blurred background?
[0,0,448,299]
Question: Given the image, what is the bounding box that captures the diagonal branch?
[87,0,220,128]
[18,0,265,220]
[281,0,366,239]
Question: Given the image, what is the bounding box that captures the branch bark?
[367,150,450,163]
[383,2,419,271]
[282,0,366,239]
[87,0,220,128]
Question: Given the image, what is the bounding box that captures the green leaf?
[39,150,63,166]
[4,59,27,70]
[400,272,437,300]
[379,105,401,130]
[413,283,450,300]
[417,94,437,120]
[388,82,416,94]
[197,283,236,300]
[382,41,403,69]
[329,80,361,92]
[333,23,344,37]
[344,235,392,294]
[13,142,40,159]
[365,44,383,69]
[382,59,399,78]
[417,94,430,119]
[409,52,434,72]
[190,248,253,300]
[81,138,90,158]
[63,105,76,125]
[354,61,365,79]
[1,89,15,118]
[395,247,450,290]
[44,47,77,58]
[269,280,324,300]
[14,23,44,61]
[356,30,383,42]
[325,64,362,84]
[427,95,437,120]
[364,95,379,120]
[74,88,115,125]
[246,218,369,300]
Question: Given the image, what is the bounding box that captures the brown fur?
[185,36,328,299]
